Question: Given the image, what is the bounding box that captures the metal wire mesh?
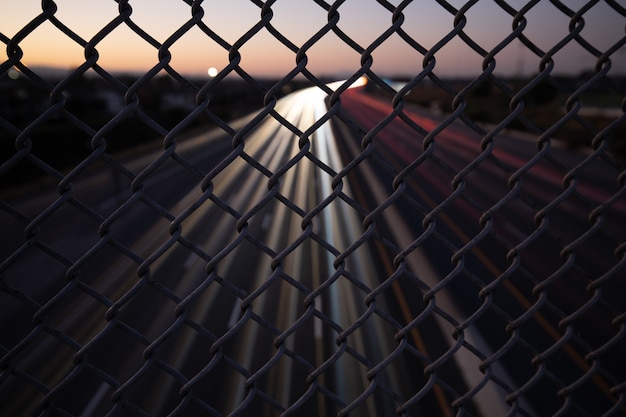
[1,1,625,416]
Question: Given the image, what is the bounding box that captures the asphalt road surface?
[1,80,625,417]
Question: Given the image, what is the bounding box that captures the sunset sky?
[1,0,625,79]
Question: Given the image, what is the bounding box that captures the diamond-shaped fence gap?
[472,300,514,352]
[200,0,263,47]
[120,72,198,131]
[166,26,230,80]
[107,201,175,255]
[374,342,435,409]
[301,29,365,79]
[0,288,36,346]
[332,0,395,49]
[83,326,151,387]
[186,356,254,414]
[48,1,121,42]
[324,348,378,412]
[0,71,47,128]
[544,193,609,246]
[43,286,110,344]
[115,282,180,342]
[506,39,544,79]
[159,312,219,364]
[571,77,626,123]
[310,198,359,256]
[0,3,44,39]
[357,306,403,365]
[430,35,487,79]
[77,245,142,299]
[179,254,259,326]
[9,325,79,387]
[547,253,619,316]
[516,290,567,340]
[367,33,425,79]
[398,76,459,116]
[487,263,537,313]
[574,1,626,52]
[61,68,125,122]
[116,358,188,416]
[549,41,605,78]
[206,161,272,217]
[204,77,272,126]
[550,100,626,154]
[515,161,569,204]
[146,325,220,405]
[284,304,330,367]
[44,366,117,417]
[536,347,606,409]
[92,22,161,74]
[172,277,229,334]
[440,267,486,318]
[119,0,191,46]
[1,96,99,190]
[170,123,236,170]
[511,2,572,54]
[264,0,329,49]
[489,201,538,248]
[2,244,73,305]
[222,311,284,378]
[0,371,48,417]
[3,19,86,73]
[495,330,541,375]
[545,268,619,333]
[27,110,93,171]
[233,28,297,79]
[128,156,201,211]
[456,0,528,71]
[0,201,35,253]
[143,246,208,301]
[256,347,315,412]
[62,175,133,223]
[456,152,514,209]
[549,3,623,74]
[1,342,76,416]
[578,302,626,363]
[31,199,103,253]
[212,145,303,219]
[264,93,313,138]
[401,0,463,52]
[571,378,625,417]
[386,190,469,255]
[176,205,239,255]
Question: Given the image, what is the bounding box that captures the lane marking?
[228,299,241,328]
[419,183,617,402]
[79,382,109,417]
[502,221,527,242]
[339,93,619,409]
[343,138,452,417]
[334,118,510,417]
[183,252,197,270]
[314,297,323,339]
[261,212,272,231]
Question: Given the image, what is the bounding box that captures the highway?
[1,80,625,417]
[333,87,626,416]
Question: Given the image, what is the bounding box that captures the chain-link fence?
[1,1,626,416]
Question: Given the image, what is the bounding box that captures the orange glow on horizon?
[2,1,625,78]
